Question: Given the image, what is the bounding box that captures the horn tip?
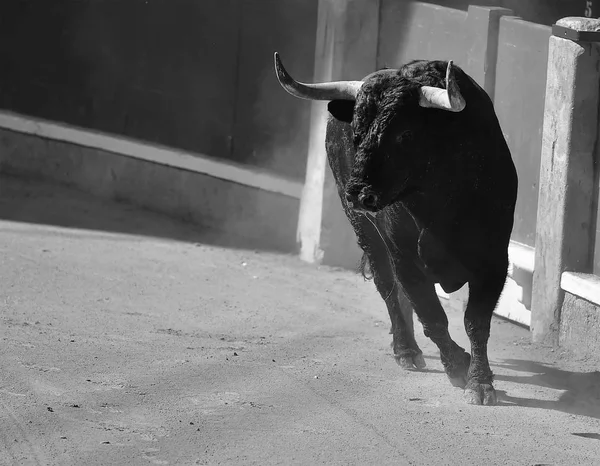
[273,52,285,76]
[445,60,456,85]
[273,52,293,89]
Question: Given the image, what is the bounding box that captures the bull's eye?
[396,130,414,143]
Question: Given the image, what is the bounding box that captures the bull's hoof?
[412,353,427,370]
[394,352,427,371]
[444,351,471,388]
[464,383,497,406]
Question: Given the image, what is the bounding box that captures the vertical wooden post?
[296,0,346,263]
[297,0,381,265]
[531,17,600,345]
[318,0,381,269]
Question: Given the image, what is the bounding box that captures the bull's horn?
[418,61,466,112]
[274,52,363,101]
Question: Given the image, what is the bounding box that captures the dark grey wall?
[0,0,318,181]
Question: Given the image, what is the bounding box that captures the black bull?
[274,53,518,405]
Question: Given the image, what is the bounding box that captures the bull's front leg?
[354,216,426,370]
[385,282,426,370]
[396,269,472,387]
[462,262,508,406]
[367,253,426,370]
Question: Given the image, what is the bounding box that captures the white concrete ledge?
[508,241,535,274]
[434,241,534,305]
[0,110,303,200]
[495,277,531,327]
[561,271,600,306]
[438,241,534,327]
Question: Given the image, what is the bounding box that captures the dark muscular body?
[275,55,517,405]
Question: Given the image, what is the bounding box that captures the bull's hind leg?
[462,260,508,406]
[371,258,425,370]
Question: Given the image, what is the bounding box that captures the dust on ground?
[1,175,600,466]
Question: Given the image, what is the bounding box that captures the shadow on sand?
[424,352,600,423]
[492,358,600,421]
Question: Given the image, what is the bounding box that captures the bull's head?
[274,52,466,213]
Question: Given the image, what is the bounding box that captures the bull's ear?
[327,100,355,123]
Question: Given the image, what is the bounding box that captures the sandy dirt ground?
[1,175,600,466]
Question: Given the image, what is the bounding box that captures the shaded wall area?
[377,2,467,68]
[0,0,317,181]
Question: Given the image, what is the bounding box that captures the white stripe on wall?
[508,241,535,274]
[0,110,303,200]
[561,272,600,306]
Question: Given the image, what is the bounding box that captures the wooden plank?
[494,17,551,247]
[378,1,467,68]
[463,6,513,96]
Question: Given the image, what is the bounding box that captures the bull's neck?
[399,187,459,230]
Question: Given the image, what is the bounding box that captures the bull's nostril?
[359,192,378,209]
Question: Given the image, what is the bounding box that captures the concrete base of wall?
[0,126,300,253]
[560,292,600,355]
